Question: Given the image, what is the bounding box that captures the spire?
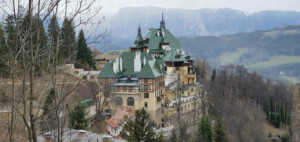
[138,22,141,35]
[160,13,165,29]
[134,23,143,44]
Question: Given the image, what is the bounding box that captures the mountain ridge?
[104,7,300,40]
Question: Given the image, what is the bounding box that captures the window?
[144,85,149,90]
[144,78,148,83]
[127,97,134,106]
[144,102,148,108]
[127,76,131,83]
[144,93,149,98]
[176,67,180,71]
[116,97,123,105]
[90,76,95,80]
[129,86,132,92]
[82,76,87,80]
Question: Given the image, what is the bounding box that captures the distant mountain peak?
[100,7,300,52]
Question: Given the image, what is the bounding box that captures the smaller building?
[37,128,122,142]
[94,54,120,71]
[61,64,100,82]
[104,106,135,138]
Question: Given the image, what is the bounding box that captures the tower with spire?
[160,13,165,29]
[138,23,141,35]
[98,13,199,132]
[135,23,143,44]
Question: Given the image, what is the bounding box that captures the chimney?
[134,51,141,72]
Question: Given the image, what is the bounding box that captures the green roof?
[98,52,164,78]
[80,98,94,108]
[164,49,186,62]
[131,32,144,48]
[97,61,115,77]
[144,28,182,51]
[138,60,163,78]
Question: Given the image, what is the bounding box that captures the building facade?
[98,14,200,132]
[98,51,165,123]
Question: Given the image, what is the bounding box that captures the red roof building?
[104,106,135,137]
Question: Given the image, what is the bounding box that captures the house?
[104,106,135,138]
[98,14,201,129]
[61,64,100,82]
[98,50,165,123]
[37,128,124,142]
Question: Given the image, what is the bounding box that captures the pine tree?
[4,15,17,52]
[0,23,7,74]
[60,18,76,62]
[48,16,60,65]
[32,16,48,74]
[69,104,88,130]
[40,88,57,132]
[120,108,164,142]
[281,134,289,142]
[76,30,96,70]
[214,117,227,142]
[0,23,5,50]
[211,69,216,82]
[48,16,60,46]
[275,114,280,128]
[264,97,270,119]
[42,88,56,115]
[270,98,275,124]
[170,128,177,142]
[197,117,213,142]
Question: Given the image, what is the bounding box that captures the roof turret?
[160,13,165,29]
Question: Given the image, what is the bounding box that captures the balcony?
[186,73,196,78]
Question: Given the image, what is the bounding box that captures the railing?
[111,88,140,92]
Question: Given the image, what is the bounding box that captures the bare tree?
[0,0,106,141]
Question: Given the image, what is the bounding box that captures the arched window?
[116,97,123,105]
[127,97,134,106]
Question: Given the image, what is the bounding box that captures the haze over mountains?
[99,7,300,83]
[102,7,300,48]
[179,25,300,82]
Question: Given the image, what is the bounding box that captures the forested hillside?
[179,25,300,83]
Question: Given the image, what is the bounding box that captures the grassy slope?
[279,76,300,84]
[265,120,288,138]
[219,48,247,65]
[246,56,300,68]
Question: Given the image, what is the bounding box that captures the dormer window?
[175,54,181,59]
[127,76,131,83]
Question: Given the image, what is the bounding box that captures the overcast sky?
[99,0,300,15]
